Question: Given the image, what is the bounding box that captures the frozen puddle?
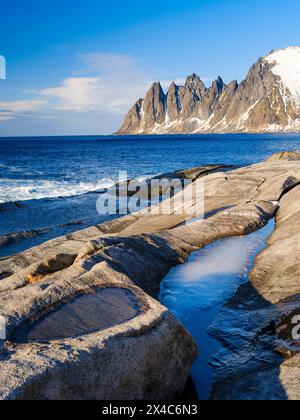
[160,220,275,400]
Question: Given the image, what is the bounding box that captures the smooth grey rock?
[0,158,300,399]
[209,160,300,400]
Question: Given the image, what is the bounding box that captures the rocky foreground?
[0,155,300,399]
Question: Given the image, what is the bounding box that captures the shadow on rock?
[208,282,300,400]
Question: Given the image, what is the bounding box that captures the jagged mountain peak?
[215,76,224,84]
[228,79,238,88]
[185,73,205,89]
[168,81,179,92]
[117,47,300,135]
[211,76,225,92]
[148,81,165,94]
[186,73,201,82]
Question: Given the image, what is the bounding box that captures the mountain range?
[117,47,300,135]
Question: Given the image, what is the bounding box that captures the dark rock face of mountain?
[117,47,300,134]
[118,98,143,134]
[117,82,166,134]
[142,82,166,130]
[166,82,183,122]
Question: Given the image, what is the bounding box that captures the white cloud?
[0,100,46,113]
[0,100,47,122]
[34,54,150,114]
[0,52,187,134]
[40,78,102,111]
[0,115,13,121]
[80,53,138,74]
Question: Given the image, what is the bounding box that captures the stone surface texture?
[0,157,300,399]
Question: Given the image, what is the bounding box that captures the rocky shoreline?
[0,154,299,399]
[0,165,228,258]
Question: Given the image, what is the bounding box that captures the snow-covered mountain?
[117,47,300,135]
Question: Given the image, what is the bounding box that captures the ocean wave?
[0,178,116,204]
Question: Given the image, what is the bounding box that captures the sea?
[0,133,300,256]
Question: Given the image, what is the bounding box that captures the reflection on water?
[160,220,275,400]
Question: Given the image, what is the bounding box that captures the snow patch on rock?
[266,47,300,107]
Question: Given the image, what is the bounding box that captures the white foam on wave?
[0,178,116,203]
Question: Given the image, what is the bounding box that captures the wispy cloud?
[38,53,150,114]
[80,53,139,75]
[0,100,47,121]
[40,78,102,111]
[0,115,14,121]
[0,53,189,134]
[0,100,46,113]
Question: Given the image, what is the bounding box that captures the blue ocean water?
[1,133,300,203]
[0,133,299,256]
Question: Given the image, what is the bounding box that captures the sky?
[0,0,300,136]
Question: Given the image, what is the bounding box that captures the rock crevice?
[0,158,300,399]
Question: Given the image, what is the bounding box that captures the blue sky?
[1,0,300,136]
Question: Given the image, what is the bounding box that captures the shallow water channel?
[160,220,275,400]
